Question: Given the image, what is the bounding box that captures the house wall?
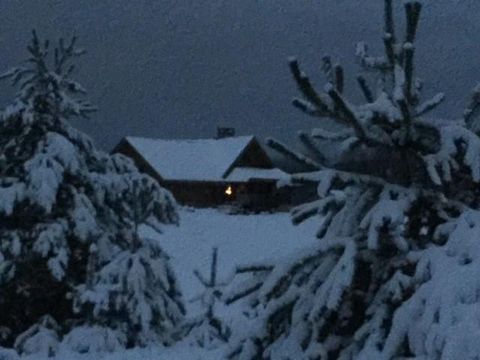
[236,181,288,211]
[162,181,232,207]
[162,180,287,211]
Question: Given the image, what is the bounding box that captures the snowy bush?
[14,316,60,357]
[226,1,480,359]
[0,348,19,360]
[0,31,183,349]
[74,238,185,346]
[60,326,126,354]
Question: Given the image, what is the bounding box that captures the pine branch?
[311,128,353,141]
[291,200,322,225]
[316,211,335,239]
[55,35,84,74]
[292,98,321,117]
[383,0,396,66]
[298,131,326,164]
[263,254,322,302]
[289,171,327,185]
[404,2,422,103]
[357,75,374,103]
[464,83,480,129]
[224,282,264,305]
[325,85,367,141]
[398,98,412,130]
[403,44,415,103]
[405,1,422,44]
[235,265,274,274]
[194,270,209,288]
[321,56,334,83]
[289,58,333,116]
[290,56,386,150]
[291,166,467,213]
[415,93,445,117]
[210,247,218,287]
[266,137,321,170]
[334,64,345,94]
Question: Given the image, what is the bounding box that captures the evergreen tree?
[226,1,480,359]
[0,31,183,348]
[185,247,231,349]
[73,180,185,346]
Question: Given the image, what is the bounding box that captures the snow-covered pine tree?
[0,31,183,348]
[185,247,231,349]
[73,179,185,346]
[225,1,480,359]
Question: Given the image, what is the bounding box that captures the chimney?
[216,127,236,139]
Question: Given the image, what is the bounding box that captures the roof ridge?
[126,135,255,142]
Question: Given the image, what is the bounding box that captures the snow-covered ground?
[16,207,318,360]
[159,207,318,306]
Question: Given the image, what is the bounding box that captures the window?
[225,185,234,197]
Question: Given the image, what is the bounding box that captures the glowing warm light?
[225,185,233,196]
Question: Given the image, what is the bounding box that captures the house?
[112,134,293,211]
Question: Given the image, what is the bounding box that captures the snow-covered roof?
[226,167,290,182]
[125,136,258,181]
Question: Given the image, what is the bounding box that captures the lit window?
[225,185,233,196]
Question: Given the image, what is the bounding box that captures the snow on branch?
[423,125,480,185]
[415,93,445,117]
[356,42,389,70]
[380,209,480,359]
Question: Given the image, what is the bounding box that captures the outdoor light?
[225,185,233,196]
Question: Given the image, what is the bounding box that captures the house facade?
[113,135,293,211]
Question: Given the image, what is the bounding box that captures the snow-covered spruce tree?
[225,1,480,359]
[0,31,183,348]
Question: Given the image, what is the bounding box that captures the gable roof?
[123,135,260,181]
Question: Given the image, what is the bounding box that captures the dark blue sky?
[1,0,479,150]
